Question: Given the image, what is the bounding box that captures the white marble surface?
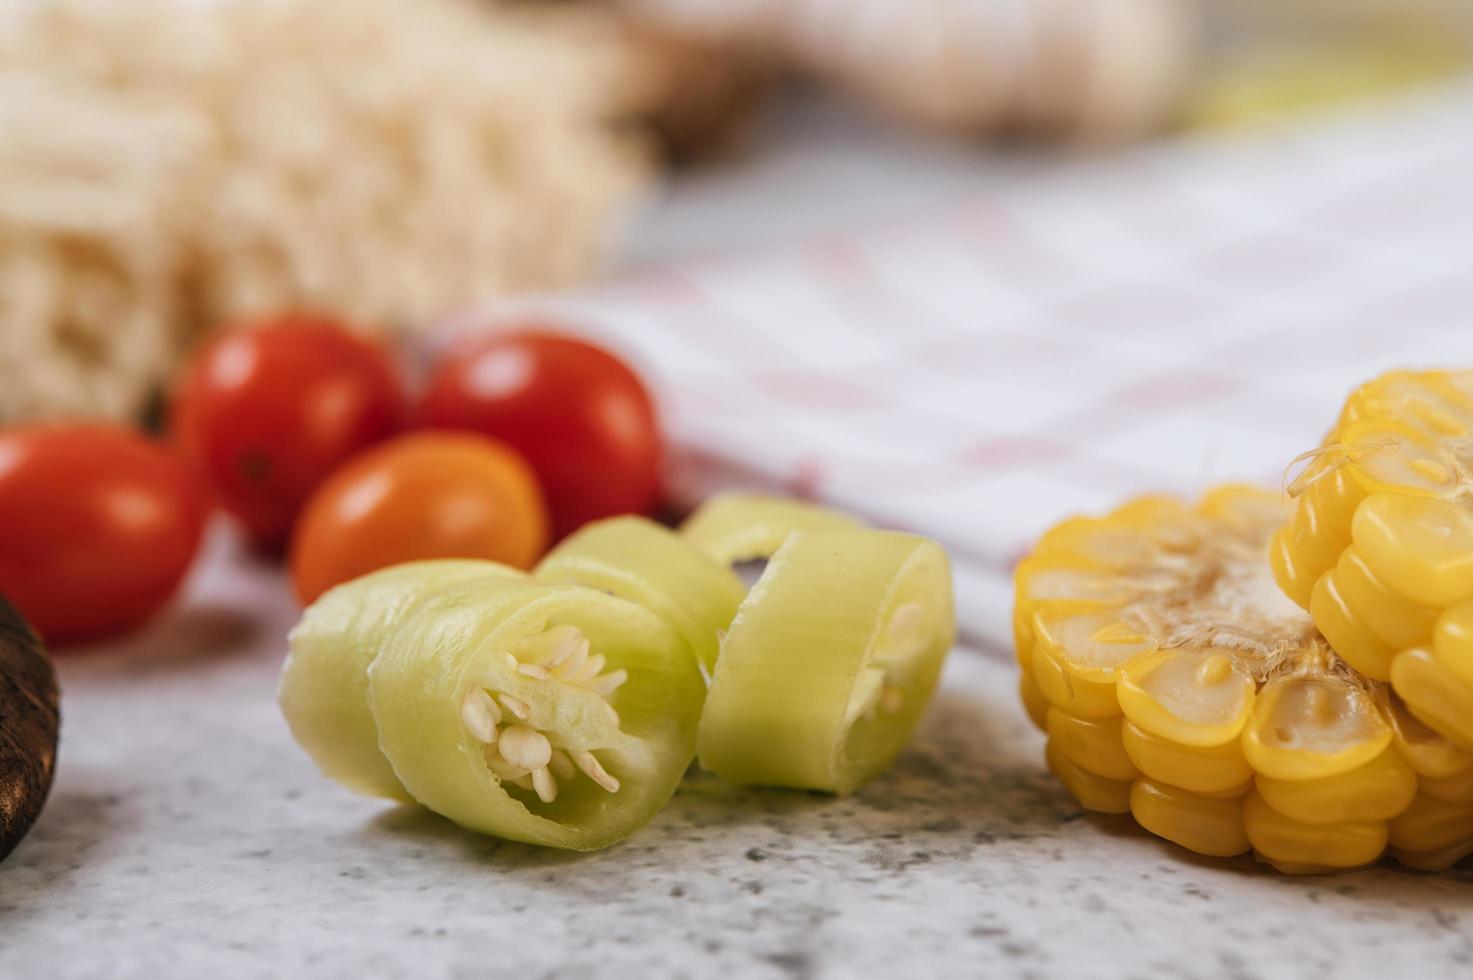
[3,528,1472,980]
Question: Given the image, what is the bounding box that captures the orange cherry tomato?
[289,432,549,604]
[0,425,208,646]
[171,315,406,548]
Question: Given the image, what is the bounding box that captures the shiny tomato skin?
[0,425,208,646]
[289,431,550,605]
[418,330,663,539]
[171,316,406,547]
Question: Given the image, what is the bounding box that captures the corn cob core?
[1016,485,1472,872]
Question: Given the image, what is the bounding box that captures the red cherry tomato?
[0,425,208,646]
[418,330,663,538]
[171,315,406,547]
[289,432,549,605]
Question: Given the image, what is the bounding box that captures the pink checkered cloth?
[441,82,1473,652]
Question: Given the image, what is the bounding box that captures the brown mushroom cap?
[0,596,59,861]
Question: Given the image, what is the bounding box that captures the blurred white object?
[618,0,1200,138]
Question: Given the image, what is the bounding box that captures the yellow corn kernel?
[1312,461,1369,523]
[1390,648,1473,752]
[1386,693,1473,780]
[1310,571,1397,680]
[1283,499,1352,593]
[1130,779,1250,858]
[1032,516,1157,570]
[1254,746,1417,825]
[1420,766,1473,806]
[1036,612,1157,686]
[1199,483,1288,529]
[1030,515,1108,555]
[1242,675,1392,781]
[1018,668,1050,732]
[1432,599,1473,687]
[1013,555,1130,671]
[1030,629,1122,720]
[1330,546,1439,652]
[1046,708,1137,781]
[1269,525,1320,611]
[1195,780,1257,800]
[1352,493,1473,608]
[1118,648,1254,748]
[1013,556,1133,614]
[1243,791,1388,873]
[1121,720,1254,796]
[1387,792,1473,854]
[1109,495,1191,520]
[1342,419,1460,498]
[1275,460,1368,611]
[1101,503,1199,563]
[1392,840,1473,872]
[1030,611,1150,719]
[1392,753,1473,869]
[1437,371,1473,411]
[1012,609,1033,671]
[1045,740,1132,814]
[1338,370,1440,429]
[1348,371,1473,440]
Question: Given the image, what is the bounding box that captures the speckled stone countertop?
[2,531,1471,980]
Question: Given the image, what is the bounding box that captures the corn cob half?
[1273,371,1473,724]
[1268,369,1473,869]
[1017,485,1470,872]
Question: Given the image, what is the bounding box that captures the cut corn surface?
[1017,486,1459,872]
[1273,369,1473,759]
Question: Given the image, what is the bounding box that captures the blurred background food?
[611,0,1197,138]
[0,0,1470,426]
[0,0,652,424]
